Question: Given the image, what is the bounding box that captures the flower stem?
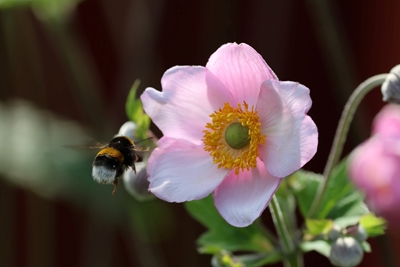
[308,74,388,218]
[269,195,302,267]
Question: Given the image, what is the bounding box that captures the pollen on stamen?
[202,102,266,174]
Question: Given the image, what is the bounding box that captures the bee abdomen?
[92,155,122,184]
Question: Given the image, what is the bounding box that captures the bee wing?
[63,143,108,150]
[132,146,151,152]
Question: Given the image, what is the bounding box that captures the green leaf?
[305,219,334,235]
[291,161,368,221]
[0,0,83,22]
[125,79,141,121]
[359,213,386,237]
[275,179,297,236]
[185,195,277,253]
[307,159,368,221]
[334,216,363,229]
[360,241,371,253]
[211,251,244,267]
[125,80,151,140]
[290,170,323,218]
[327,192,368,219]
[236,252,282,267]
[0,0,31,9]
[300,240,331,257]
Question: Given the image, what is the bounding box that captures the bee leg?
[112,178,118,195]
[132,164,137,175]
[131,154,139,174]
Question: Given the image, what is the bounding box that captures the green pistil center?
[224,122,250,149]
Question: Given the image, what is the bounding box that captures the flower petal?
[206,43,277,106]
[213,158,282,227]
[147,137,229,202]
[274,81,313,117]
[349,136,400,222]
[373,104,400,137]
[141,66,234,144]
[258,80,318,177]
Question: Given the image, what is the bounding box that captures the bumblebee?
[90,136,151,195]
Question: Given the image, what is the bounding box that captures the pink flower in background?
[141,43,318,227]
[349,104,400,223]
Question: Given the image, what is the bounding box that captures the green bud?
[328,224,342,241]
[330,237,363,267]
[354,226,368,243]
[123,166,154,201]
[382,65,400,103]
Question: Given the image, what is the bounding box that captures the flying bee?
[69,136,152,195]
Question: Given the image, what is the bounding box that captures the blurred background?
[0,0,399,266]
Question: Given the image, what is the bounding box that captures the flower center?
[225,122,250,149]
[202,102,266,174]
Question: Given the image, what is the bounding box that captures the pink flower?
[141,43,318,227]
[349,104,400,223]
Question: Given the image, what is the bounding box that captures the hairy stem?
[269,195,302,267]
[308,74,388,218]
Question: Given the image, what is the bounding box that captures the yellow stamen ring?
[202,102,266,175]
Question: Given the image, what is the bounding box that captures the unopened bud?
[123,164,154,201]
[382,65,400,104]
[328,224,342,241]
[353,225,368,243]
[211,251,243,267]
[329,237,363,267]
[117,121,137,138]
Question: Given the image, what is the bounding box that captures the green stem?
[308,74,388,218]
[269,195,301,267]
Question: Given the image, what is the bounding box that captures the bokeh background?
[0,0,399,266]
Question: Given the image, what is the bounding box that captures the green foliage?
[275,179,297,237]
[305,219,334,236]
[212,251,281,267]
[290,159,386,259]
[185,195,281,266]
[300,240,331,257]
[186,159,387,266]
[321,160,368,219]
[291,160,368,221]
[0,0,83,22]
[0,0,31,9]
[289,170,322,218]
[125,80,151,140]
[359,213,386,237]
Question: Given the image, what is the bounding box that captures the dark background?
[0,0,399,266]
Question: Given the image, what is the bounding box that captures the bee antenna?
[134,137,153,144]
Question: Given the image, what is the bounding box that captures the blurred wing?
[63,143,107,150]
[133,146,151,152]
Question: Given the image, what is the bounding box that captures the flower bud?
[123,164,154,201]
[117,121,137,138]
[345,225,368,243]
[329,237,363,267]
[382,65,400,103]
[349,104,400,224]
[328,224,342,241]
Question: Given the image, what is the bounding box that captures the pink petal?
[147,137,229,202]
[206,43,277,107]
[213,158,282,227]
[258,80,318,177]
[373,104,400,137]
[349,136,400,222]
[274,81,312,117]
[141,66,234,144]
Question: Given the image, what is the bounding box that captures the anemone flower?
[349,104,400,223]
[141,43,318,227]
